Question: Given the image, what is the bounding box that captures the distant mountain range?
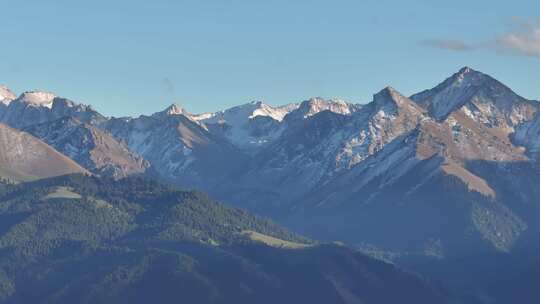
[1,67,539,261]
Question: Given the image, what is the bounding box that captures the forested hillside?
[0,175,451,304]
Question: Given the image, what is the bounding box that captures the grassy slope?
[242,230,309,249]
[44,187,83,199]
[0,167,38,183]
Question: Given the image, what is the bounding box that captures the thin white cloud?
[420,39,476,51]
[421,18,540,57]
[497,20,540,57]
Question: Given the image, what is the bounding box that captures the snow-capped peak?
[150,104,191,119]
[164,103,186,116]
[190,101,298,150]
[410,67,496,119]
[0,86,16,105]
[17,91,57,108]
[453,66,485,85]
[457,66,473,75]
[197,101,297,125]
[294,97,358,118]
[248,101,298,122]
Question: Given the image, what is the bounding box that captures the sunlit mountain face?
[1,67,540,303]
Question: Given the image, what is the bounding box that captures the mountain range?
[1,67,540,302]
[2,68,539,253]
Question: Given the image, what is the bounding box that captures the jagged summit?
[248,101,297,122]
[374,86,402,101]
[17,90,57,108]
[163,103,187,116]
[410,67,530,120]
[457,66,474,74]
[188,101,294,150]
[373,86,423,112]
[293,97,359,119]
[453,66,487,83]
[150,104,198,122]
[198,100,297,124]
[0,90,106,129]
[0,86,16,105]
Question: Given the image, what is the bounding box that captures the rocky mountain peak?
[373,86,418,111]
[0,86,16,105]
[0,90,106,129]
[197,100,294,126]
[150,104,192,120]
[294,97,358,119]
[457,66,473,75]
[410,67,529,120]
[17,90,57,108]
[374,86,401,102]
[453,66,487,84]
[164,103,187,116]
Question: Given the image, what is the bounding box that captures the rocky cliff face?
[25,117,149,178]
[0,123,87,180]
[0,91,106,129]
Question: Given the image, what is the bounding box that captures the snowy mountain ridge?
[2,67,540,257]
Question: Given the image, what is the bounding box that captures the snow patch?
[18,91,56,108]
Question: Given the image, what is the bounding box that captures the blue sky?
[1,0,539,117]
